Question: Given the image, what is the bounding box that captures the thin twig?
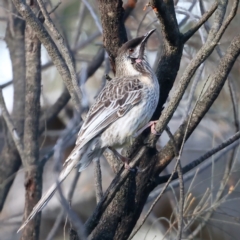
[0,88,27,168]
[46,171,81,240]
[73,1,86,48]
[81,0,102,34]
[182,2,218,42]
[12,0,79,110]
[0,3,24,19]
[178,0,197,28]
[165,127,184,240]
[0,80,13,89]
[48,1,61,15]
[36,0,81,106]
[155,137,240,194]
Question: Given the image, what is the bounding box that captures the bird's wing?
[76,77,144,148]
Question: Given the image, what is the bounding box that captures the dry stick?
[74,1,86,47]
[178,0,197,28]
[0,5,26,211]
[56,182,86,240]
[51,116,86,240]
[36,0,81,105]
[0,89,27,168]
[165,127,183,240]
[48,1,61,15]
[41,31,101,71]
[156,131,240,187]
[200,0,239,134]
[0,80,13,89]
[46,171,81,240]
[186,127,239,238]
[0,3,24,20]
[94,161,103,203]
[157,32,240,238]
[182,1,217,42]
[164,77,210,239]
[12,0,79,110]
[21,6,42,238]
[82,0,102,34]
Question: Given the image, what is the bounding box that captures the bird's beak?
[137,29,155,60]
[131,29,156,62]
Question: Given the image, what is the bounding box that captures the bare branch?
[158,130,240,185]
[178,0,197,28]
[150,0,183,120]
[12,0,79,110]
[0,80,13,89]
[98,0,127,73]
[85,147,147,235]
[0,5,26,210]
[0,89,26,167]
[94,161,103,203]
[148,0,239,148]
[155,33,240,174]
[82,0,102,34]
[36,0,81,106]
[20,2,42,238]
[182,2,218,43]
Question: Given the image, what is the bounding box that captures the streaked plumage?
[18,29,159,232]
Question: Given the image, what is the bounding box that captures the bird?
[18,29,159,232]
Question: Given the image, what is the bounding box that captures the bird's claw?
[134,121,160,137]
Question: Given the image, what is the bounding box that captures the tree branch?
[20,1,42,239]
[98,0,128,74]
[0,4,26,210]
[12,0,79,110]
[155,34,240,174]
[36,0,82,105]
[182,1,218,43]
[148,0,239,148]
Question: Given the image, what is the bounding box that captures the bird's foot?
[134,121,160,137]
[109,147,141,172]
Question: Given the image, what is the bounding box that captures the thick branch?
[151,0,183,119]
[98,0,127,73]
[20,2,42,239]
[0,7,26,210]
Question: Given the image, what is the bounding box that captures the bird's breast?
[100,89,158,148]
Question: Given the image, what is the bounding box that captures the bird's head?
[115,29,155,77]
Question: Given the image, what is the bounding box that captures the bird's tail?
[17,138,101,233]
[17,159,76,233]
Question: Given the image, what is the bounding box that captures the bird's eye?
[128,48,134,54]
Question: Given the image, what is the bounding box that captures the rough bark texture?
[98,0,128,74]
[20,1,42,239]
[151,0,184,119]
[90,150,157,240]
[0,3,26,211]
